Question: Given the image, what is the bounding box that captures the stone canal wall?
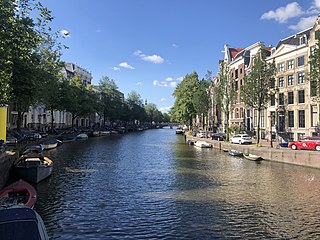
[187,136,320,169]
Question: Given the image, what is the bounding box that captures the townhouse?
[211,15,320,142]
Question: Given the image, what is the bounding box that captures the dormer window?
[300,35,306,45]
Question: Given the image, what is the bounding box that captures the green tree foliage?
[215,62,236,141]
[145,103,163,124]
[171,72,199,125]
[193,78,210,129]
[98,76,124,126]
[309,35,320,99]
[0,0,62,131]
[241,47,276,144]
[126,91,146,122]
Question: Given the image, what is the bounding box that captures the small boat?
[243,153,262,161]
[92,131,100,137]
[0,206,49,239]
[41,139,60,150]
[194,141,212,148]
[23,144,44,155]
[61,133,77,142]
[176,128,184,134]
[100,131,111,136]
[0,180,37,208]
[76,133,89,140]
[228,149,243,156]
[14,153,54,184]
[187,139,195,145]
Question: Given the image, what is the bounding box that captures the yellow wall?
[0,107,7,142]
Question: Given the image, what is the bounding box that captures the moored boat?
[194,141,212,148]
[243,153,262,161]
[0,180,37,208]
[76,133,89,140]
[0,206,49,240]
[41,139,60,150]
[14,153,54,184]
[228,149,243,156]
[23,144,44,155]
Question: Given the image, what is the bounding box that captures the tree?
[193,78,210,130]
[171,72,199,126]
[126,91,146,122]
[0,0,61,132]
[215,61,236,141]
[309,34,320,99]
[241,47,276,144]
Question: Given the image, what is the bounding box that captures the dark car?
[211,133,225,141]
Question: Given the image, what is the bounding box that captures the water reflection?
[34,129,320,239]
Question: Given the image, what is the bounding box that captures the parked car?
[196,131,207,138]
[211,133,225,141]
[288,137,320,151]
[230,134,252,144]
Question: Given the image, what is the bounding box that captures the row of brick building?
[207,16,320,142]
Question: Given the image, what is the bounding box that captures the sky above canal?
[40,0,320,112]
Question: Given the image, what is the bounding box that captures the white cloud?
[136,81,143,85]
[261,2,304,23]
[153,79,178,88]
[308,0,320,14]
[159,106,172,113]
[60,29,70,38]
[289,15,318,31]
[171,43,179,48]
[176,77,183,82]
[118,62,135,70]
[113,67,120,71]
[166,77,173,81]
[160,98,167,102]
[134,50,164,64]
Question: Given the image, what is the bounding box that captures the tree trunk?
[50,107,54,131]
[257,108,261,144]
[16,111,24,133]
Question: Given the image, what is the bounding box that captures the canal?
[34,128,320,239]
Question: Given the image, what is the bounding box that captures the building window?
[235,108,239,118]
[261,110,265,128]
[287,59,294,70]
[297,56,305,67]
[298,90,305,103]
[288,92,294,104]
[254,109,257,127]
[288,111,294,127]
[279,93,284,105]
[297,72,304,84]
[298,133,305,140]
[287,75,294,86]
[278,63,284,72]
[278,77,284,88]
[271,111,276,126]
[312,105,318,127]
[235,69,238,79]
[299,110,305,128]
[240,68,243,74]
[235,80,238,91]
[270,94,275,106]
[270,78,275,88]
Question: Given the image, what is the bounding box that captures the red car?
[288,137,320,151]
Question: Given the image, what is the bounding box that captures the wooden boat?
[14,153,54,184]
[76,133,89,140]
[243,153,262,161]
[194,141,212,148]
[61,133,77,142]
[0,206,49,239]
[228,149,243,156]
[176,128,184,134]
[0,180,37,208]
[41,139,60,150]
[23,144,44,155]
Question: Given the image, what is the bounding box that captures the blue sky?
[41,0,320,112]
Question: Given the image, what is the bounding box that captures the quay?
[187,135,320,169]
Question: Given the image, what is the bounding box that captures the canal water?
[35,128,320,239]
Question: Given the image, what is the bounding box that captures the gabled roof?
[276,28,311,49]
[229,48,244,59]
